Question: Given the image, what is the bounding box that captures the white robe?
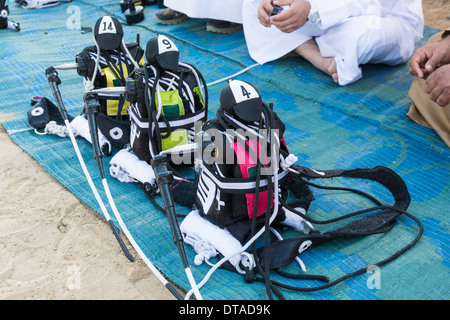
[163,0,244,24]
[242,0,424,85]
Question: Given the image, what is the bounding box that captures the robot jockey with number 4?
[177,79,422,300]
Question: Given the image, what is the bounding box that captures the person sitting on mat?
[241,0,423,86]
[407,28,450,148]
[154,0,243,34]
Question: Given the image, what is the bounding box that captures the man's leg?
[407,31,450,148]
[314,15,416,86]
[294,39,338,83]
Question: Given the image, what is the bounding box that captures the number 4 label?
[241,85,251,99]
[229,80,259,103]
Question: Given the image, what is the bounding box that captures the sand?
[0,124,175,300]
[0,1,449,300]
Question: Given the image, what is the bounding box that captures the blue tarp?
[1,1,448,300]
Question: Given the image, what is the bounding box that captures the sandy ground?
[0,124,175,300]
[0,1,449,300]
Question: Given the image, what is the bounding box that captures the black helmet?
[145,34,179,72]
[219,79,262,122]
[94,16,124,51]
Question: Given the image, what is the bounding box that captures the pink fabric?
[232,139,273,219]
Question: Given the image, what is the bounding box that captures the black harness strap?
[247,165,422,296]
[293,165,411,209]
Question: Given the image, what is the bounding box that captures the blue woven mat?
[1,1,448,300]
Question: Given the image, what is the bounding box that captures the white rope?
[35,120,78,138]
[120,40,140,70]
[183,234,218,266]
[206,63,260,87]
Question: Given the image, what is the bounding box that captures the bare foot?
[294,39,338,83]
[327,58,338,83]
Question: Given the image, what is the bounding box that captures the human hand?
[257,0,275,27]
[425,64,450,106]
[410,37,450,78]
[270,0,310,33]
